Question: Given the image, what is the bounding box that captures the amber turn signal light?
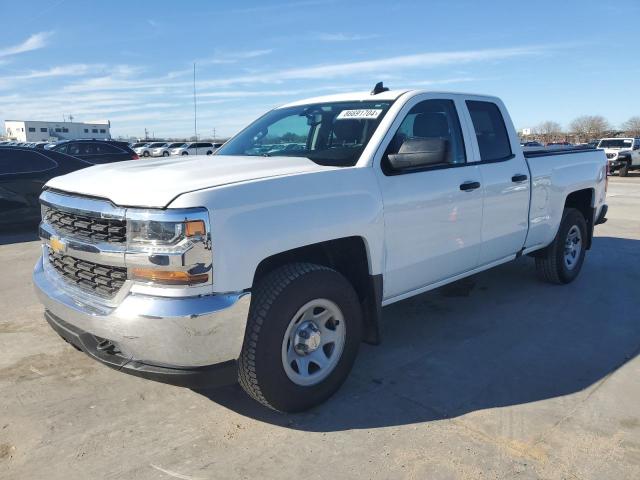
[131,268,208,285]
[185,220,206,237]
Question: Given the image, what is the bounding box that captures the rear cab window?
[466,100,513,161]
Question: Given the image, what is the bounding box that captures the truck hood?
[46,154,336,208]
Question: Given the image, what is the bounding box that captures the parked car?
[546,141,574,149]
[520,141,543,148]
[34,86,608,412]
[151,142,185,157]
[0,147,93,226]
[51,140,139,164]
[130,142,149,149]
[170,142,216,155]
[597,137,640,176]
[134,142,168,157]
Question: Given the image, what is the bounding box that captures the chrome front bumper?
[33,255,251,369]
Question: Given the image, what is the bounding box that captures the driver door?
[376,95,484,300]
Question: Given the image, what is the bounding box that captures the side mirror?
[387,138,447,170]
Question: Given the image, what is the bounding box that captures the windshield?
[599,139,632,149]
[149,143,165,148]
[216,100,394,166]
[169,143,185,148]
[132,142,147,148]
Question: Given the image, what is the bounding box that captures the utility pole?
[193,63,198,148]
[212,127,216,142]
[144,128,149,140]
[69,115,74,123]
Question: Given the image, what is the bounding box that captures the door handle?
[512,174,528,183]
[459,181,481,191]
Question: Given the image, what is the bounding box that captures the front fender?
[169,167,385,293]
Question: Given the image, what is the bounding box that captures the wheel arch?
[252,236,383,345]
[564,188,595,250]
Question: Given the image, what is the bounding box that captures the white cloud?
[200,49,273,65]
[317,33,381,41]
[194,45,546,88]
[0,32,53,58]
[0,44,554,138]
[0,64,99,89]
[232,0,335,13]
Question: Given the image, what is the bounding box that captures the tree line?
[522,116,640,143]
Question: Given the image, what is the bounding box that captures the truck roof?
[278,89,497,108]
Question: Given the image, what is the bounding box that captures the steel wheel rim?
[564,225,582,270]
[281,298,346,386]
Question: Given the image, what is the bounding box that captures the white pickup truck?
[34,85,608,412]
[598,137,640,176]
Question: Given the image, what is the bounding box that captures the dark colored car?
[0,147,93,226]
[51,140,139,164]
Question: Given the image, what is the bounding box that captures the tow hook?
[96,338,120,355]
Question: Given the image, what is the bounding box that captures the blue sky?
[1,0,639,139]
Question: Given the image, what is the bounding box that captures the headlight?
[125,208,211,286]
[128,219,186,244]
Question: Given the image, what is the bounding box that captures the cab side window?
[384,99,466,173]
[466,101,512,161]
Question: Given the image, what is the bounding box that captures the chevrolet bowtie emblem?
[49,236,66,254]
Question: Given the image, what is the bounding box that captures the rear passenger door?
[376,95,483,300]
[463,99,530,265]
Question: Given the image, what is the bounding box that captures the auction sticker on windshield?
[336,109,383,120]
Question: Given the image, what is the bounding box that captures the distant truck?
[34,85,608,412]
[598,137,640,176]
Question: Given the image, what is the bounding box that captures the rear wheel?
[535,208,587,284]
[238,263,362,412]
[181,152,188,156]
[143,151,150,157]
[162,151,169,157]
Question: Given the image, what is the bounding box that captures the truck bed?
[523,147,607,251]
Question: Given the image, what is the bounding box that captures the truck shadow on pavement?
[198,236,640,431]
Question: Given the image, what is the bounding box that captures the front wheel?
[535,208,587,284]
[619,162,629,177]
[238,263,362,412]
[181,152,188,156]
[162,151,169,157]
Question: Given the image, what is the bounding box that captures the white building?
[4,119,111,142]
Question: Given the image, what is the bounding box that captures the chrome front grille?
[47,248,127,298]
[43,205,127,244]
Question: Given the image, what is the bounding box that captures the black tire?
[162,151,169,157]
[181,152,188,155]
[619,162,629,177]
[143,151,150,157]
[206,150,213,155]
[238,263,362,412]
[535,208,587,284]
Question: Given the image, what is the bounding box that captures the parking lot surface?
[1,176,639,480]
